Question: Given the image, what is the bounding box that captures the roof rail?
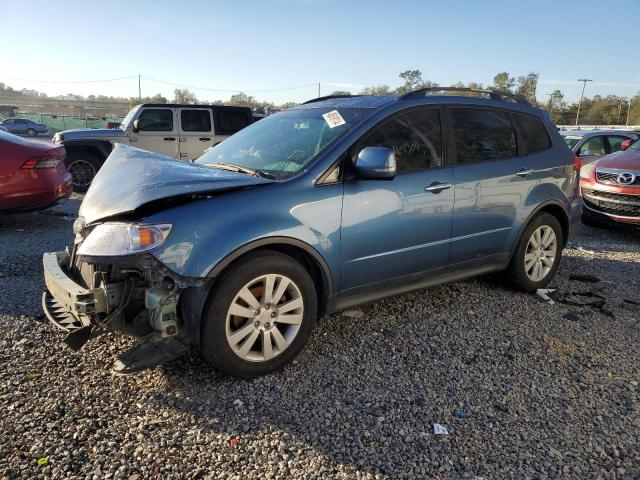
[301,94,360,105]
[398,87,531,106]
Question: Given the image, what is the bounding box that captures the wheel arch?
[63,141,113,163]
[180,237,333,349]
[510,200,570,263]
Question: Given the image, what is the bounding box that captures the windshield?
[564,136,581,149]
[196,107,372,179]
[119,105,141,129]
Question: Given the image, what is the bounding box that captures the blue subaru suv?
[42,88,580,377]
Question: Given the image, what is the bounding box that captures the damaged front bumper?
[42,249,193,372]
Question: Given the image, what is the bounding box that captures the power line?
[0,75,138,84]
[141,75,318,93]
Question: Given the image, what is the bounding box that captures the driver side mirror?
[355,147,396,180]
[620,139,633,151]
[132,119,140,133]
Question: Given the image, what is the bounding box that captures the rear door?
[446,106,537,268]
[212,108,253,144]
[178,108,214,160]
[607,134,634,154]
[130,107,179,158]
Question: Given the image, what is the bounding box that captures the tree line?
[2,73,639,125]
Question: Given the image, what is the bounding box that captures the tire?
[26,128,37,137]
[65,151,102,192]
[506,212,563,292]
[201,251,318,378]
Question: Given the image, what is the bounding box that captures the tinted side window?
[3,119,14,124]
[451,108,517,163]
[215,110,251,134]
[512,114,551,154]
[578,136,605,156]
[607,135,630,153]
[181,109,211,132]
[137,109,173,132]
[358,108,442,173]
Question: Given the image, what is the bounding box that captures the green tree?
[359,84,391,95]
[395,70,438,94]
[515,72,539,104]
[327,90,351,96]
[173,88,198,104]
[492,72,515,92]
[128,93,168,109]
[228,91,257,108]
[548,90,566,124]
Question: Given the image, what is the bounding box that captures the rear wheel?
[26,128,37,137]
[66,151,102,192]
[506,213,563,292]
[201,251,317,378]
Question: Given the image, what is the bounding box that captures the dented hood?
[79,145,275,224]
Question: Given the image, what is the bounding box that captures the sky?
[1,0,640,105]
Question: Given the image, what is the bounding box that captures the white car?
[53,104,254,191]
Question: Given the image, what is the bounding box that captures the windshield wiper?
[207,162,277,180]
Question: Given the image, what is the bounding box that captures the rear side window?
[137,109,173,132]
[607,135,630,153]
[181,109,211,132]
[215,110,251,135]
[512,114,551,154]
[578,135,605,157]
[451,108,517,163]
[358,108,442,173]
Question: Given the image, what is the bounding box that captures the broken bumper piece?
[41,250,190,371]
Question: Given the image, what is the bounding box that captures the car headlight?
[52,133,64,143]
[580,162,596,181]
[76,223,172,256]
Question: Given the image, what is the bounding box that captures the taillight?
[573,154,581,173]
[21,150,64,169]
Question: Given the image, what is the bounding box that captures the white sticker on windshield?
[322,110,346,128]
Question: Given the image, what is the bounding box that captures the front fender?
[148,179,343,293]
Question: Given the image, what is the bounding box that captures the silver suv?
[53,103,253,191]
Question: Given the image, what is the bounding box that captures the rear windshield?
[197,107,373,179]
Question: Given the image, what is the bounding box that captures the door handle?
[199,137,211,141]
[515,168,534,177]
[424,182,452,193]
[163,137,176,142]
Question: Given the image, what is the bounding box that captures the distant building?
[0,105,18,116]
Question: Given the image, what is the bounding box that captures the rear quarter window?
[215,110,251,135]
[511,114,551,154]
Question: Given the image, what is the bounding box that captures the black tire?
[201,250,318,378]
[506,212,564,292]
[26,128,37,137]
[65,151,102,192]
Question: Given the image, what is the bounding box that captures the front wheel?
[506,212,563,292]
[201,251,317,378]
[26,128,37,137]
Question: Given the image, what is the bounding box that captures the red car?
[0,131,72,212]
[580,138,640,227]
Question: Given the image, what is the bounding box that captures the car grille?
[595,169,640,186]
[582,188,640,217]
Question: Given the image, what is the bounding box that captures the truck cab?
[53,103,253,191]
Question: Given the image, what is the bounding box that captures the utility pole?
[318,82,321,98]
[617,98,625,124]
[575,78,592,125]
[138,74,142,101]
[626,97,633,126]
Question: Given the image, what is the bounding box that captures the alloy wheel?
[225,274,304,362]
[524,225,557,282]
[67,159,96,188]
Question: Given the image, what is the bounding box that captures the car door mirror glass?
[355,147,396,180]
[132,119,140,133]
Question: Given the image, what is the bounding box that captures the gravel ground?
[1,199,639,479]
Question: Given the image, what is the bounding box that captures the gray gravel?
[1,200,639,479]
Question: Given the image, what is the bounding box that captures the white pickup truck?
[53,103,253,191]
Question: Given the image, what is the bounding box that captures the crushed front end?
[42,220,204,373]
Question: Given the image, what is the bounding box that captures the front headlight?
[52,133,64,144]
[77,223,172,256]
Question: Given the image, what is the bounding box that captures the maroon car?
[580,138,640,227]
[0,131,72,212]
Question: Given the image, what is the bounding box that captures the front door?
[178,108,214,160]
[130,107,179,158]
[340,107,454,292]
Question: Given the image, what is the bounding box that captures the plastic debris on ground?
[232,399,243,407]
[342,309,365,319]
[432,423,449,435]
[37,457,48,466]
[536,289,556,305]
[230,438,239,446]
[453,409,470,419]
[576,246,596,255]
